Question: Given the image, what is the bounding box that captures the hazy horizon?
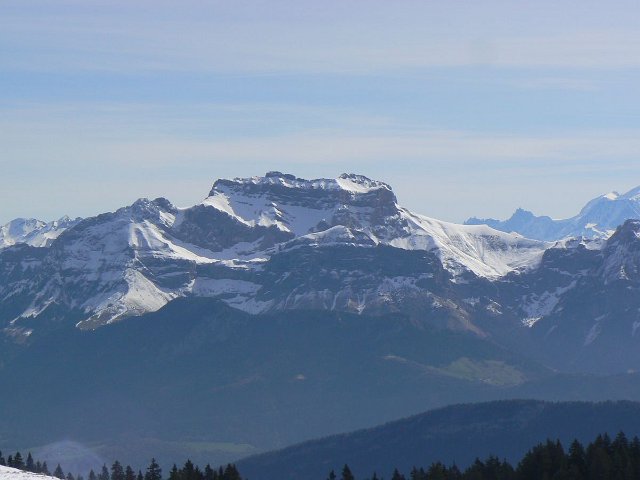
[3,0,640,224]
[2,170,640,227]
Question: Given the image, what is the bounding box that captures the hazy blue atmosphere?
[3,0,640,224]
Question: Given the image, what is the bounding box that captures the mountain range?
[3,173,640,471]
[0,172,548,334]
[3,172,640,372]
[466,185,640,241]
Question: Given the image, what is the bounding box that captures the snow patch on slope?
[78,269,178,328]
[0,466,59,480]
[520,281,577,327]
[399,211,548,279]
[584,318,604,346]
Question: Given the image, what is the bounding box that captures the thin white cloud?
[3,1,640,224]
[3,122,640,224]
[509,77,601,92]
[3,100,640,169]
[3,107,640,168]
[3,2,640,73]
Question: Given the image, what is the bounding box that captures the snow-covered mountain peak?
[201,172,543,279]
[606,219,640,244]
[194,173,547,281]
[209,172,392,196]
[511,208,536,219]
[6,218,46,234]
[122,197,176,224]
[0,216,81,249]
[204,172,398,236]
[467,183,640,241]
[335,173,393,193]
[579,192,621,215]
[599,220,640,284]
[620,185,640,201]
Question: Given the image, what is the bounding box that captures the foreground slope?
[0,466,59,480]
[238,400,640,480]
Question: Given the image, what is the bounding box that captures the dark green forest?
[326,432,640,480]
[4,431,640,480]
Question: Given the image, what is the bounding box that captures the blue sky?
[3,0,640,224]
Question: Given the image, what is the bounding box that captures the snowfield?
[0,466,59,480]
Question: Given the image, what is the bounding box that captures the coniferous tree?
[168,464,179,480]
[111,461,125,480]
[426,462,447,480]
[54,464,65,479]
[587,436,613,480]
[518,441,562,480]
[78,476,85,480]
[223,464,241,480]
[7,455,13,468]
[327,469,337,480]
[341,464,355,480]
[42,461,50,475]
[26,452,35,472]
[194,465,204,480]
[98,464,110,480]
[137,471,144,480]
[125,466,136,480]
[183,459,195,480]
[391,468,405,480]
[611,431,631,480]
[144,458,162,480]
[629,436,640,479]
[36,461,43,473]
[567,439,587,479]
[0,451,5,466]
[88,469,97,480]
[449,464,462,480]
[66,473,76,480]
[204,464,215,480]
[13,452,25,469]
